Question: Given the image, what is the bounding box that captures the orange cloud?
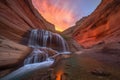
[32,0,78,31]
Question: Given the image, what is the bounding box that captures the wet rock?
[91,69,111,77]
[66,39,83,52]
[102,42,120,55]
[22,68,56,80]
[24,48,57,65]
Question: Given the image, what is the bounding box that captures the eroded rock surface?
[0,36,31,70]
[0,0,55,43]
[72,0,120,48]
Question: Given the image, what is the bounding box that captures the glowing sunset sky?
[32,0,101,31]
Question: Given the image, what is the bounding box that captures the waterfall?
[28,29,69,52]
[24,49,46,65]
[27,29,70,63]
[24,29,70,65]
[1,29,70,80]
[54,33,69,52]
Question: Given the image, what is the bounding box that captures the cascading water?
[24,49,47,65]
[1,29,70,80]
[25,29,70,65]
[54,33,69,52]
[28,29,69,52]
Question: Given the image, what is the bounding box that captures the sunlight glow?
[32,0,78,31]
[56,70,63,80]
[32,0,101,31]
[55,26,63,32]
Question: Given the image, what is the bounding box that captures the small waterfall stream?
[28,29,69,52]
[1,29,70,80]
[25,29,70,65]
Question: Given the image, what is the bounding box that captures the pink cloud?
[32,0,81,31]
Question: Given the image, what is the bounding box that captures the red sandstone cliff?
[72,0,120,48]
[0,0,55,42]
[0,0,55,74]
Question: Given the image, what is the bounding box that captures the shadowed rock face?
[0,0,56,76]
[0,0,55,43]
[0,36,31,70]
[73,0,120,48]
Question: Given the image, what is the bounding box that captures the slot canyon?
[0,0,120,80]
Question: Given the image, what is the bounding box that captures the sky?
[32,0,101,31]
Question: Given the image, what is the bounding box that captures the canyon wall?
[0,0,55,43]
[73,0,120,48]
[0,0,55,73]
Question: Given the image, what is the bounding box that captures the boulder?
[0,36,31,70]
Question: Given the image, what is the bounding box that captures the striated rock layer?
[0,36,31,70]
[73,0,120,48]
[0,0,55,43]
[0,0,56,76]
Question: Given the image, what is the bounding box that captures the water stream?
[0,60,54,80]
[28,29,69,52]
[0,29,70,80]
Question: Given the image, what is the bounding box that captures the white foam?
[0,60,54,80]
